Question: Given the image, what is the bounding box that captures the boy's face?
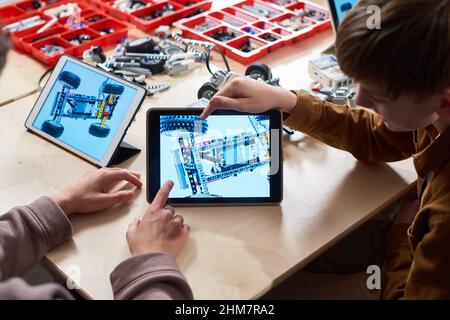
[355,83,442,132]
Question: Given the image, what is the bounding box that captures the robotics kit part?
[269,0,296,5]
[239,40,263,53]
[68,34,92,45]
[308,86,356,107]
[197,62,278,100]
[114,0,148,13]
[294,8,328,21]
[241,4,278,18]
[83,46,106,63]
[101,33,215,78]
[18,0,56,11]
[125,38,158,53]
[308,54,355,89]
[194,20,219,32]
[277,16,314,32]
[86,15,104,23]
[139,4,175,21]
[211,30,237,42]
[3,15,45,33]
[100,28,115,35]
[44,2,80,19]
[40,45,65,57]
[260,33,278,42]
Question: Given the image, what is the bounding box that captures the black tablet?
[25,55,147,167]
[147,108,283,205]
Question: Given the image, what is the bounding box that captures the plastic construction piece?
[83,45,107,63]
[100,34,215,87]
[197,62,278,100]
[239,40,261,52]
[68,34,92,45]
[40,44,65,56]
[241,4,278,18]
[277,16,314,31]
[174,0,331,65]
[139,4,176,21]
[114,0,148,13]
[260,33,277,42]
[211,30,237,42]
[86,0,212,32]
[308,54,355,89]
[125,37,158,53]
[2,15,45,33]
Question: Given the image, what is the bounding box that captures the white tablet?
[25,55,147,167]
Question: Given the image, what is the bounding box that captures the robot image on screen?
[160,115,271,198]
[40,70,125,139]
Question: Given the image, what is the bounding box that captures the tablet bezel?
[24,55,147,167]
[147,107,283,206]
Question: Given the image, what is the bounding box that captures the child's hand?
[200,75,298,119]
[51,168,143,216]
[126,180,190,259]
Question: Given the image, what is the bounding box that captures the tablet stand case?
[108,141,141,166]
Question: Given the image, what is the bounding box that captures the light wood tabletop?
[0,0,417,300]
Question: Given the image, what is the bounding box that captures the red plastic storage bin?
[2,0,130,66]
[174,0,331,64]
[85,0,212,32]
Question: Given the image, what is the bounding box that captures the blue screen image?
[32,60,137,161]
[332,0,358,25]
[160,115,271,198]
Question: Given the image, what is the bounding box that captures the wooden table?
[0,0,417,300]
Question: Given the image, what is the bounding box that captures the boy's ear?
[436,89,450,118]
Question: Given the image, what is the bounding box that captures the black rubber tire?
[140,57,165,74]
[160,116,208,135]
[102,83,124,95]
[162,45,185,55]
[245,62,272,81]
[197,82,217,100]
[41,120,64,138]
[89,123,110,138]
[58,71,81,89]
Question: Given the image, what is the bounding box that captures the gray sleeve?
[110,253,193,300]
[0,278,73,300]
[0,196,73,280]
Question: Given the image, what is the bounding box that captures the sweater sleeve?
[110,252,193,300]
[0,196,72,280]
[284,91,415,162]
[0,278,73,300]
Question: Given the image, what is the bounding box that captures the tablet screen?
[160,114,271,198]
[31,59,137,161]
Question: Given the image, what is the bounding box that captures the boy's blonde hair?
[336,0,450,99]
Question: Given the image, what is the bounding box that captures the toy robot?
[197,62,280,100]
[161,115,270,197]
